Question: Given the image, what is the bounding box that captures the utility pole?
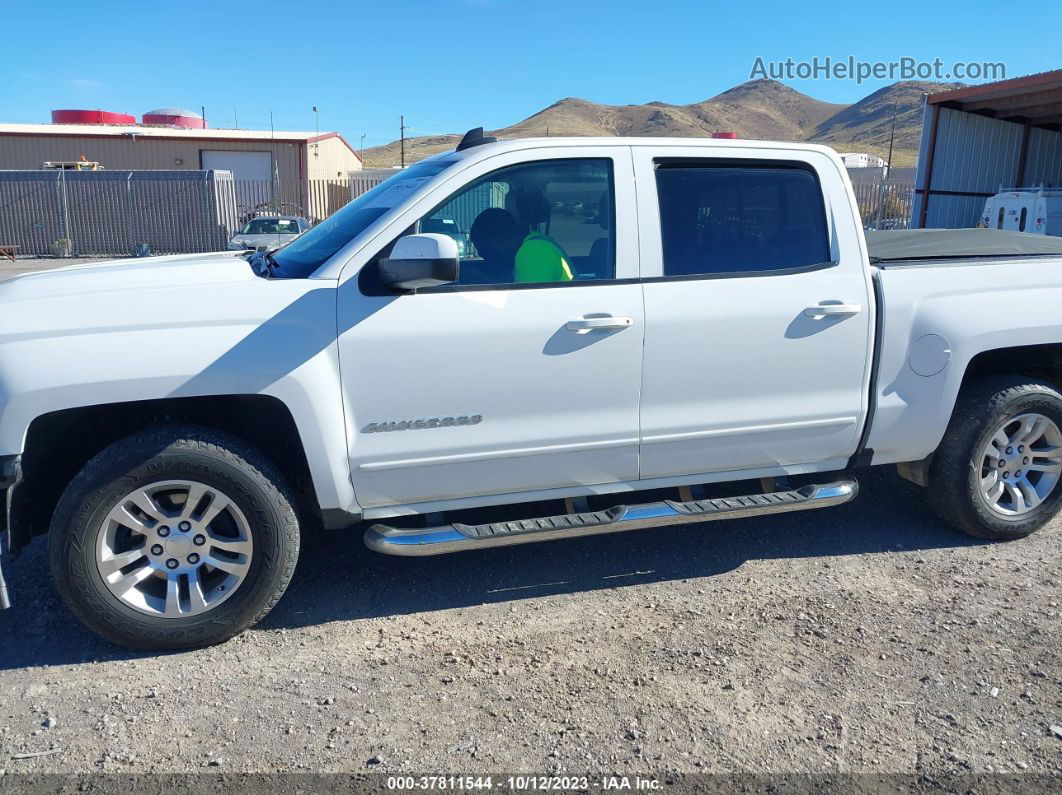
[400,115,407,168]
[875,108,898,231]
[885,109,897,178]
[360,133,366,161]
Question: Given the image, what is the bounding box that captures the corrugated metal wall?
[0,133,304,179]
[1024,127,1062,186]
[306,136,362,181]
[913,105,1062,228]
[303,137,363,218]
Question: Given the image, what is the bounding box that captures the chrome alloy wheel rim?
[95,480,253,618]
[977,413,1062,516]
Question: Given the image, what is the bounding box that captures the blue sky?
[2,0,1056,147]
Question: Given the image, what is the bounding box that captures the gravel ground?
[0,256,1059,785]
[1,469,1059,781]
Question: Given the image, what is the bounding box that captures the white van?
[980,188,1062,235]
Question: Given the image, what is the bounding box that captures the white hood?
[0,251,253,302]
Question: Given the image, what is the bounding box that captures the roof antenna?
[457,127,496,151]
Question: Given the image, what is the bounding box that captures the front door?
[338,148,644,510]
[632,146,875,480]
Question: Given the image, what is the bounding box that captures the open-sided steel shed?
[913,70,1062,228]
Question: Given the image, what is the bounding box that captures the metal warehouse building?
[913,70,1062,228]
[0,112,362,219]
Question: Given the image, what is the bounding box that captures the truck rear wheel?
[928,376,1062,540]
[49,426,300,649]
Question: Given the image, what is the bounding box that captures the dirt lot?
[1,468,1059,782]
[0,257,1059,786]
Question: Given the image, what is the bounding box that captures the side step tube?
[364,480,858,557]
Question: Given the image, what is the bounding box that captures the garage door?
[200,150,273,181]
[201,150,274,215]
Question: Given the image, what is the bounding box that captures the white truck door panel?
[632,146,874,479]
[340,286,643,508]
[337,147,642,509]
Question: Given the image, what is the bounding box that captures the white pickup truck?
[3,129,1062,649]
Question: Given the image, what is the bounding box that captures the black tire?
[928,375,1062,540]
[49,425,300,650]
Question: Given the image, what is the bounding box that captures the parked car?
[4,130,1062,649]
[227,216,310,251]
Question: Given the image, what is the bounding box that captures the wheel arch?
[957,343,1062,392]
[8,395,320,554]
[894,343,1062,485]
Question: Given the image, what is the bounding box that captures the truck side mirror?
[378,233,459,291]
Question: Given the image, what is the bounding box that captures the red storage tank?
[712,131,738,139]
[142,107,206,129]
[51,109,136,125]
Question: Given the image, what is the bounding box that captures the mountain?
[361,79,960,168]
[810,80,964,153]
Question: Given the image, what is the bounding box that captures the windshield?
[241,218,301,235]
[269,159,457,278]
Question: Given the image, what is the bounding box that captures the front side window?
[655,161,831,277]
[417,158,615,287]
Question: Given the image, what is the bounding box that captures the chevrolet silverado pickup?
[3,129,1062,649]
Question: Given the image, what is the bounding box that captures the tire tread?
[48,425,300,650]
[927,374,1062,540]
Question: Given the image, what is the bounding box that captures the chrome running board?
[364,480,858,557]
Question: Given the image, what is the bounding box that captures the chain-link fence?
[2,167,909,258]
[0,170,241,257]
[851,176,916,231]
[0,170,392,258]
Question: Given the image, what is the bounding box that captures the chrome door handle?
[566,316,634,332]
[804,303,862,318]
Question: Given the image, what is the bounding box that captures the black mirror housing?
[379,256,459,291]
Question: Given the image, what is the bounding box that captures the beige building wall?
[0,130,362,220]
[305,135,362,180]
[0,133,306,179]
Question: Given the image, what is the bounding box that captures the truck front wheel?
[929,376,1062,540]
[49,425,300,649]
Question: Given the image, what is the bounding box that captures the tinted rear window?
[655,162,831,277]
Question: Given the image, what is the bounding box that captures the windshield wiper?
[246,250,281,278]
[263,250,280,277]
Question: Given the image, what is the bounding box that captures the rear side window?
[654,160,831,277]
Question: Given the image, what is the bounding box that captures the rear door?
[633,146,875,480]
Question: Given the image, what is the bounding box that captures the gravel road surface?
[0,257,1058,786]
[1,469,1059,780]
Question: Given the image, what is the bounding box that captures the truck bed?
[866,228,1062,266]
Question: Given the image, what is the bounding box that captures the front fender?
[0,269,359,518]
